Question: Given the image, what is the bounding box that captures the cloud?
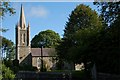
[29,6,49,18]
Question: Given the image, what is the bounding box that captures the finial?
[16,22,18,26]
[28,22,30,27]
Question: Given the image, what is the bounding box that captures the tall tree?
[57,4,102,61]
[64,4,102,37]
[0,2,15,58]
[0,36,15,79]
[0,2,16,79]
[93,2,120,74]
[0,36,15,60]
[31,29,61,48]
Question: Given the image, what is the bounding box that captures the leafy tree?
[1,64,15,80]
[0,75,2,80]
[57,4,103,68]
[0,36,15,60]
[94,2,120,25]
[0,2,15,32]
[64,4,102,37]
[93,2,120,74]
[31,29,61,48]
[0,2,15,17]
[0,28,9,32]
[0,2,16,79]
[57,3,120,74]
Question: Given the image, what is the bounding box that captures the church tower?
[15,5,31,66]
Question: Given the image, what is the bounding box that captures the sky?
[2,2,99,44]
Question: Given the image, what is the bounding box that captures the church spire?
[19,4,26,29]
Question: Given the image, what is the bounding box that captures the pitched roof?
[31,48,56,57]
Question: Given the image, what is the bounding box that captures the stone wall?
[32,57,56,70]
[15,71,71,80]
[18,46,31,65]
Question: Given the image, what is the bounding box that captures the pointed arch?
[24,33,25,43]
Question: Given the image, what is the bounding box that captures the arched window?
[24,33,25,43]
[21,34,23,43]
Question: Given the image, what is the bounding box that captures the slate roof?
[31,48,56,57]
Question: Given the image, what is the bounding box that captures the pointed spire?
[19,4,26,29]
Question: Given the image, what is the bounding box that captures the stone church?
[15,5,75,70]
